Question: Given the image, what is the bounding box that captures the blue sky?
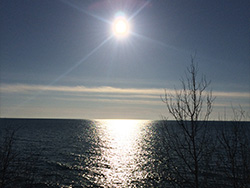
[0,0,249,120]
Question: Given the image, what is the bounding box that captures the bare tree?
[0,127,40,188]
[217,106,250,188]
[0,128,19,188]
[161,57,215,187]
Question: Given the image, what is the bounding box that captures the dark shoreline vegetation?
[0,118,249,188]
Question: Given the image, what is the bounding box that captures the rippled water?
[93,120,147,186]
[0,119,249,187]
[0,119,162,187]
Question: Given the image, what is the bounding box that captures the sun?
[112,16,130,38]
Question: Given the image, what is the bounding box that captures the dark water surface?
[0,119,161,187]
[0,119,249,187]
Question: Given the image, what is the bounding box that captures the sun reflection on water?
[93,119,150,187]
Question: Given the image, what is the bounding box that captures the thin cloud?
[0,84,165,95]
[213,91,249,98]
[54,96,161,106]
[0,84,249,99]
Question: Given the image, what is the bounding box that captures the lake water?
[0,119,249,187]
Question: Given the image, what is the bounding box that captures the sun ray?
[131,31,189,54]
[128,0,151,21]
[59,0,111,24]
[10,35,113,114]
[49,35,113,86]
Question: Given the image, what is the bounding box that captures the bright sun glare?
[112,15,130,38]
